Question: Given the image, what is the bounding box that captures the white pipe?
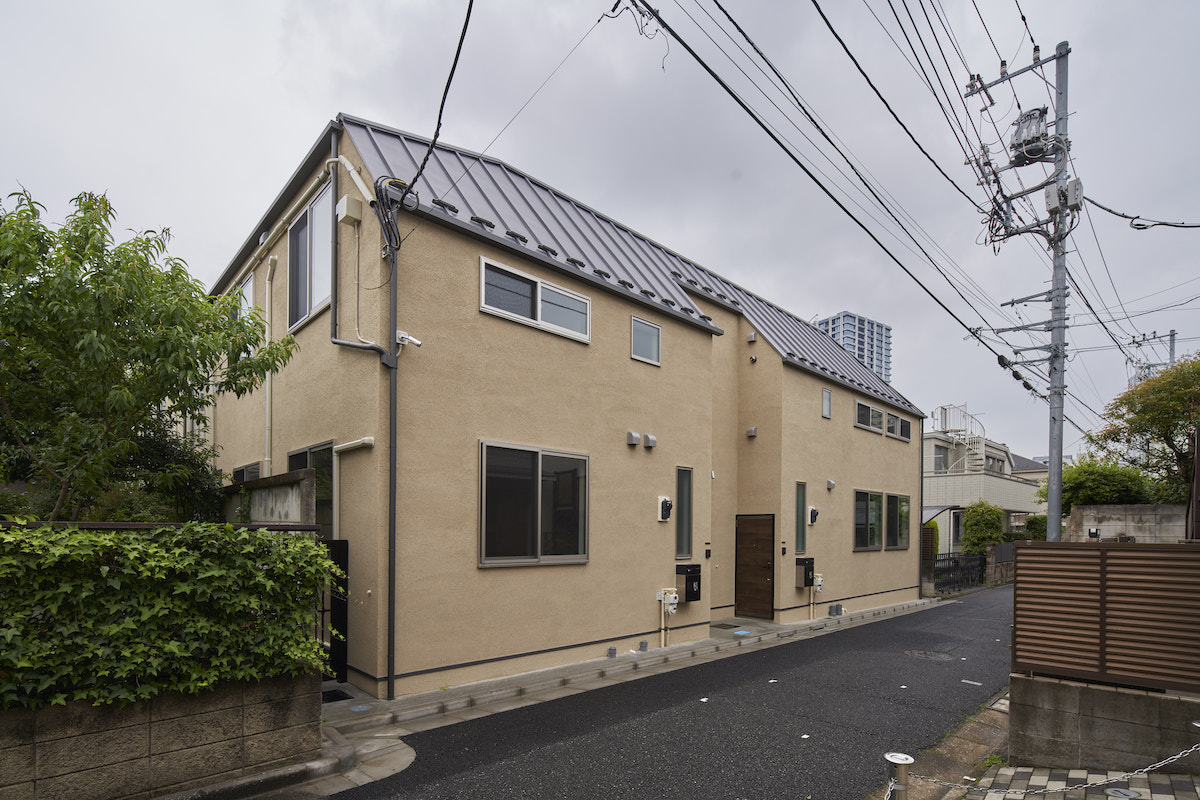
[333,437,375,540]
[228,169,331,298]
[263,255,278,476]
[328,155,375,208]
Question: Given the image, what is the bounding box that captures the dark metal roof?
[235,113,918,416]
[1010,453,1046,472]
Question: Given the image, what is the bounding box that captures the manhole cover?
[322,689,354,703]
[712,623,740,630]
[905,650,953,661]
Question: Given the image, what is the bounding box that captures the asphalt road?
[333,585,1013,800]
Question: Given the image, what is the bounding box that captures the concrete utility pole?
[1046,42,1070,542]
[968,41,1074,541]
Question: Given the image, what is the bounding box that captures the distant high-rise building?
[816,311,892,383]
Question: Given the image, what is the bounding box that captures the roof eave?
[209,118,343,296]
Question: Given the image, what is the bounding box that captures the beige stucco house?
[208,114,923,699]
[922,404,1040,553]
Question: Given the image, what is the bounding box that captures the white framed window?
[480,258,590,342]
[632,316,661,365]
[288,185,333,329]
[821,388,832,419]
[236,273,254,319]
[855,402,884,433]
[886,413,912,441]
[480,441,588,566]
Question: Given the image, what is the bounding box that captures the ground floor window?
[886,495,910,549]
[287,442,333,540]
[481,442,588,565]
[854,491,882,550]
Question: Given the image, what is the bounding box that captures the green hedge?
[0,522,337,709]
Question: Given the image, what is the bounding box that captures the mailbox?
[675,564,701,602]
[795,557,815,588]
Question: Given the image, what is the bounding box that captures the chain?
[910,740,1200,796]
[881,778,895,800]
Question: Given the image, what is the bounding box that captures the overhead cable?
[810,0,985,211]
[1084,196,1200,230]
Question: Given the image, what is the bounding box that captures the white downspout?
[264,255,278,476]
[332,437,374,539]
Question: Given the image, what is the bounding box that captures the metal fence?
[1012,541,1200,693]
[315,538,349,683]
[931,553,987,593]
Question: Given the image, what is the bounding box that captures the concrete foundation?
[1009,673,1200,774]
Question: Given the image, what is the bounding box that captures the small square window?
[632,317,661,365]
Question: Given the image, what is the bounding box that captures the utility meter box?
[795,557,815,588]
[675,564,701,602]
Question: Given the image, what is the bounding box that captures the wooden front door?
[735,514,775,619]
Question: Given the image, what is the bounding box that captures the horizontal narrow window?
[480,259,590,342]
[886,413,911,441]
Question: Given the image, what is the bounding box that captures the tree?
[961,500,1005,554]
[1022,514,1047,540]
[1036,456,1148,514]
[0,190,294,520]
[1089,354,1200,503]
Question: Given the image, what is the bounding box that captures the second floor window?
[288,185,332,328]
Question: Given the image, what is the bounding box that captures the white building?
[816,311,892,383]
[921,404,1041,554]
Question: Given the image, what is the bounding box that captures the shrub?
[961,500,1005,554]
[0,522,338,709]
[1022,514,1047,540]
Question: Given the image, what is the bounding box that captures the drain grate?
[711,623,740,630]
[322,689,354,703]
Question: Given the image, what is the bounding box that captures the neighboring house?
[208,114,923,700]
[1010,453,1049,513]
[922,404,1040,553]
[815,311,892,383]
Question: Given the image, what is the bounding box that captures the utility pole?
[1129,330,1177,384]
[968,41,1076,541]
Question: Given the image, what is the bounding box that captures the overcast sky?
[4,1,1197,460]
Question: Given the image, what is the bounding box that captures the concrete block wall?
[0,674,320,800]
[1009,674,1200,774]
[1065,504,1188,543]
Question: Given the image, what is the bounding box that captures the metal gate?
[316,539,349,683]
[932,552,986,593]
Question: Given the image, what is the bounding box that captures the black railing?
[931,552,986,593]
[315,539,349,683]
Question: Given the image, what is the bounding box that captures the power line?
[439,11,606,202]
[1084,196,1200,230]
[403,0,475,204]
[813,0,986,209]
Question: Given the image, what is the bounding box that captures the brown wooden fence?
[1012,541,1200,693]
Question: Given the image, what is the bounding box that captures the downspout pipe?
[326,131,399,699]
